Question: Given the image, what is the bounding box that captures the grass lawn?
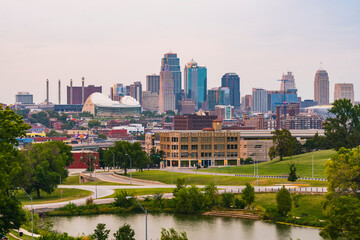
[128,170,327,187]
[200,149,336,179]
[62,175,129,185]
[17,188,92,205]
[237,193,325,220]
[104,188,175,198]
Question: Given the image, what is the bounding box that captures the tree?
[241,183,255,207]
[221,193,235,208]
[114,190,134,208]
[23,141,73,198]
[113,223,135,240]
[88,119,101,129]
[0,106,30,233]
[98,133,107,139]
[161,228,188,240]
[269,129,297,161]
[287,163,298,182]
[276,186,292,216]
[174,185,204,213]
[91,223,110,240]
[203,183,219,210]
[321,195,360,240]
[321,147,360,239]
[324,99,360,150]
[165,110,175,116]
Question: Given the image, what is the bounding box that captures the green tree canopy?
[91,223,110,240]
[269,129,298,161]
[241,183,255,207]
[324,99,360,150]
[23,141,73,198]
[88,119,101,129]
[0,106,30,233]
[161,228,188,240]
[276,186,292,216]
[287,163,298,182]
[113,223,135,240]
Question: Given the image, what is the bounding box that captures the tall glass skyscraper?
[221,73,240,108]
[184,59,207,110]
[161,52,181,109]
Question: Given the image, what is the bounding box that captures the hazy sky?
[1,0,359,105]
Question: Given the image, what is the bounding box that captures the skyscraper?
[334,83,354,103]
[218,87,230,105]
[129,82,142,105]
[280,72,297,91]
[252,88,268,113]
[208,88,219,111]
[221,73,240,108]
[161,52,181,109]
[159,65,175,113]
[110,83,127,101]
[15,92,33,105]
[146,74,160,94]
[314,70,329,105]
[184,59,207,110]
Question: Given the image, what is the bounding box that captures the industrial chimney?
[82,77,85,104]
[46,79,49,105]
[58,79,61,104]
[70,79,73,104]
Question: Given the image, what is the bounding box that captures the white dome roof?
[86,93,140,108]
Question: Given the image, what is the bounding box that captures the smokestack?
[70,79,73,104]
[58,79,61,105]
[82,77,85,104]
[46,79,49,105]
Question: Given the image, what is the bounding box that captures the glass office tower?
[221,73,240,108]
[161,53,182,109]
[184,59,207,110]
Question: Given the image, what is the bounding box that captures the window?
[181,137,188,143]
[191,137,198,142]
[191,152,198,157]
[171,137,178,142]
[181,145,188,150]
[171,145,178,150]
[201,152,204,157]
[191,145,198,150]
[181,152,189,158]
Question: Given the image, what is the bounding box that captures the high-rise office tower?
[161,52,181,109]
[208,88,219,111]
[184,59,207,110]
[334,83,354,103]
[159,65,175,113]
[221,73,240,108]
[110,83,127,101]
[252,88,268,113]
[129,82,142,105]
[146,74,160,94]
[15,92,34,105]
[218,87,230,105]
[314,70,329,105]
[280,72,297,91]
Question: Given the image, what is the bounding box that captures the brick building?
[174,114,218,130]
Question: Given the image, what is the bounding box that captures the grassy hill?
[201,149,336,179]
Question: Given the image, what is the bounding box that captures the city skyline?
[0,0,359,104]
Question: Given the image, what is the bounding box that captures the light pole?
[95,158,98,199]
[126,196,147,240]
[312,152,315,179]
[125,153,132,185]
[22,189,33,240]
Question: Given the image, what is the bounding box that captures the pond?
[50,213,322,240]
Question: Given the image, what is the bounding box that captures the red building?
[69,151,100,169]
[174,114,218,130]
[67,85,102,105]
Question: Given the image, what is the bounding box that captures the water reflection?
[49,213,323,240]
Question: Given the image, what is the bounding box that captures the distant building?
[142,91,159,111]
[208,88,219,111]
[214,105,234,120]
[267,90,298,112]
[241,95,252,111]
[110,83,127,101]
[252,88,268,113]
[15,92,34,105]
[184,59,207,110]
[67,80,102,105]
[300,100,318,109]
[173,114,218,130]
[281,115,323,130]
[129,82,142,105]
[219,87,230,105]
[178,99,196,115]
[314,70,329,105]
[161,52,181,109]
[159,66,176,113]
[221,73,240,108]
[334,83,354,103]
[280,72,297,91]
[82,93,141,117]
[146,74,160,94]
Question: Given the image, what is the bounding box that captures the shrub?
[113,223,135,240]
[86,197,94,205]
[153,193,164,208]
[234,198,246,209]
[276,186,292,216]
[241,183,255,207]
[221,193,235,208]
[91,223,110,240]
[114,190,133,208]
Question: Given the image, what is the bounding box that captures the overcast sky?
[0,0,359,105]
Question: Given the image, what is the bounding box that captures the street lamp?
[126,196,147,240]
[94,158,98,199]
[125,153,133,185]
[312,152,315,179]
[22,188,33,240]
